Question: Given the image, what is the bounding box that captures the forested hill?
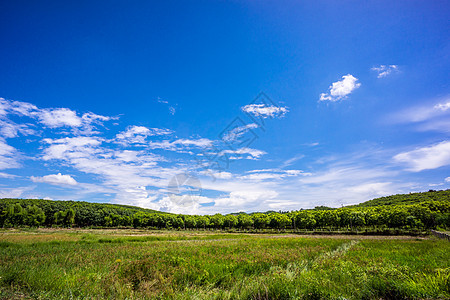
[351,189,450,208]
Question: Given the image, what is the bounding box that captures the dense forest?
[1,190,449,231]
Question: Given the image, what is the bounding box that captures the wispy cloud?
[371,65,398,78]
[0,97,115,135]
[222,123,258,142]
[240,169,306,181]
[388,97,450,133]
[0,172,17,179]
[115,125,173,145]
[0,139,20,170]
[393,141,450,172]
[280,154,305,168]
[157,97,177,115]
[319,74,361,102]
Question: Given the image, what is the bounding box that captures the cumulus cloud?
[445,177,450,182]
[393,141,450,172]
[371,65,398,78]
[0,97,37,117]
[31,173,78,186]
[319,74,361,102]
[0,119,35,138]
[241,104,288,118]
[38,108,82,128]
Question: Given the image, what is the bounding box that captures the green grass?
[0,229,448,299]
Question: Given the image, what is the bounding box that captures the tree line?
[1,190,449,231]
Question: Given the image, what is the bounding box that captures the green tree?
[253,213,270,229]
[238,214,253,229]
[223,215,238,228]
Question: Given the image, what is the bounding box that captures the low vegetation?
[0,230,448,299]
[1,191,449,299]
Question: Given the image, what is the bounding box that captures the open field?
[0,229,449,299]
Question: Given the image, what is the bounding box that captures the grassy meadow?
[0,229,449,299]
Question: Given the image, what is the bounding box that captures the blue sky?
[0,1,449,214]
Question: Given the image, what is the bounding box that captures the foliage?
[1,189,449,231]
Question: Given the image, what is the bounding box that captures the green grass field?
[0,229,449,299]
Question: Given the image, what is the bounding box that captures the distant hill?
[1,190,449,230]
[0,198,168,227]
[350,189,450,208]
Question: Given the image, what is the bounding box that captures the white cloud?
[200,170,232,179]
[157,98,177,115]
[222,123,258,142]
[241,104,288,118]
[393,141,450,172]
[213,190,279,209]
[0,172,17,178]
[0,97,37,117]
[279,154,305,168]
[319,74,361,102]
[346,182,393,196]
[0,139,20,170]
[434,101,450,112]
[240,169,306,181]
[220,147,266,160]
[0,186,34,199]
[115,125,172,145]
[393,98,450,123]
[31,173,78,186]
[371,65,398,78]
[445,177,450,182]
[81,112,112,122]
[38,108,82,128]
[42,136,103,160]
[0,119,35,138]
[388,98,450,133]
[174,138,212,148]
[0,97,114,135]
